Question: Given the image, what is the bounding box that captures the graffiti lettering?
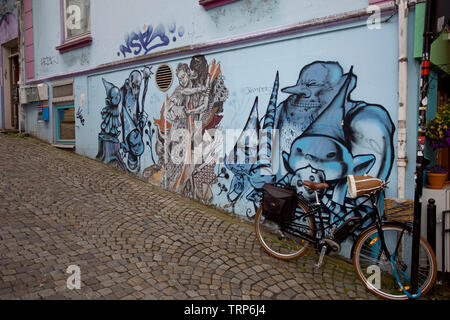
[40,56,59,66]
[76,107,85,126]
[118,23,184,58]
[245,87,273,95]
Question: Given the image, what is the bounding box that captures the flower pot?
[426,172,448,189]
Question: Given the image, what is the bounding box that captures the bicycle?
[254,175,437,300]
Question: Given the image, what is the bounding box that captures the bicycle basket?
[384,198,413,222]
[347,175,385,198]
[262,183,297,224]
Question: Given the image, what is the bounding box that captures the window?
[56,0,92,53]
[52,79,74,103]
[55,105,76,144]
[64,0,90,40]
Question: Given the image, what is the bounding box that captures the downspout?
[16,0,24,133]
[397,0,409,199]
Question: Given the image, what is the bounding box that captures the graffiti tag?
[40,56,59,66]
[76,107,85,126]
[117,23,184,58]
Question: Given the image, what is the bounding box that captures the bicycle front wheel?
[353,223,437,300]
[254,201,315,260]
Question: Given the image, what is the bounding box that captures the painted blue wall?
[77,19,400,193]
[24,103,52,141]
[31,0,371,80]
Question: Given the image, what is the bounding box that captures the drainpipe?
[397,0,409,199]
[16,0,24,133]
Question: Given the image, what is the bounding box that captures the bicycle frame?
[286,190,392,253]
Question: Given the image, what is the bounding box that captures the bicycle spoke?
[353,224,436,300]
[254,202,314,260]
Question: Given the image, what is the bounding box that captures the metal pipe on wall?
[397,0,409,199]
[15,0,24,133]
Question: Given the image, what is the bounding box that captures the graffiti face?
[177,68,190,88]
[107,86,121,106]
[282,135,375,183]
[129,70,143,97]
[189,55,209,85]
[127,129,145,157]
[276,62,349,153]
[290,166,325,201]
[282,62,344,112]
[102,78,121,107]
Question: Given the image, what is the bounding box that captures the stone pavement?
[0,133,379,300]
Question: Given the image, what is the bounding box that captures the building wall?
[23,0,425,257]
[30,0,371,81]
[0,0,18,130]
[24,102,52,142]
[79,17,404,209]
[1,46,12,129]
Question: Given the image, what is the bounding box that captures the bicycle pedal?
[315,245,327,268]
[323,238,341,253]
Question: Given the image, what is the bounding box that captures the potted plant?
[425,104,450,189]
[425,103,450,149]
[425,166,448,189]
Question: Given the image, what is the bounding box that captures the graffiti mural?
[118,23,185,58]
[96,66,155,173]
[95,58,394,232]
[222,61,395,226]
[144,55,229,203]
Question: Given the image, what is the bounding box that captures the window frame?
[56,0,92,54]
[55,104,76,145]
[368,0,391,5]
[199,0,239,10]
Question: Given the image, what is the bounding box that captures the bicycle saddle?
[303,181,329,191]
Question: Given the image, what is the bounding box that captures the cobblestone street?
[0,133,379,300]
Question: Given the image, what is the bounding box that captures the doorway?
[55,105,75,145]
[2,38,19,130]
[9,50,19,129]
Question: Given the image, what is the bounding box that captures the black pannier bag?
[262,183,297,224]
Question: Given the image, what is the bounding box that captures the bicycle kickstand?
[315,245,327,268]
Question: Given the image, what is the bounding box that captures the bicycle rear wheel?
[353,223,437,300]
[254,201,315,260]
